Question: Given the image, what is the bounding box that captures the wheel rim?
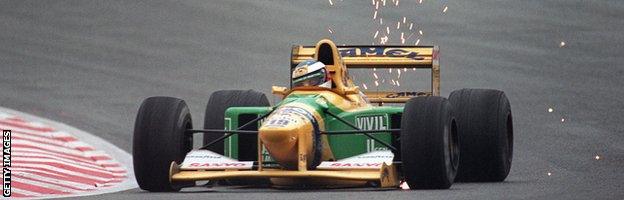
[505,113,513,167]
[449,119,459,170]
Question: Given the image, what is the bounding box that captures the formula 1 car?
[132,39,513,191]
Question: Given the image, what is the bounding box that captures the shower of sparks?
[443,5,448,13]
[329,0,334,6]
[548,108,554,113]
[595,155,601,160]
[559,41,566,47]
[362,83,368,90]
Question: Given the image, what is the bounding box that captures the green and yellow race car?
[132,39,513,191]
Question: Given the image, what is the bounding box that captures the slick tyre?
[449,89,513,182]
[133,96,194,192]
[203,90,270,186]
[401,96,459,189]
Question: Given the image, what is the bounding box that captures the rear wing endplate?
[291,45,440,97]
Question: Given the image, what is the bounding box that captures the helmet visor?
[292,69,327,87]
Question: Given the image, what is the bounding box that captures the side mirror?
[344,86,360,95]
[272,86,289,97]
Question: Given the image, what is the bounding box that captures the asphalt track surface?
[1,0,623,199]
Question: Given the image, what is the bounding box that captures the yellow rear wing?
[291,45,441,99]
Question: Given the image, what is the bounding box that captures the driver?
[291,60,332,88]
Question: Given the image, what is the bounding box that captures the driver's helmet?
[292,60,331,88]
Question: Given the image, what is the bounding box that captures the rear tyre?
[400,96,459,189]
[203,90,270,186]
[449,89,513,182]
[133,97,194,192]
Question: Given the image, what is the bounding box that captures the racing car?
[132,39,513,191]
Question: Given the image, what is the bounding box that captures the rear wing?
[291,45,440,99]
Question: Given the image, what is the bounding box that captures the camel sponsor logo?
[339,47,424,60]
[385,92,422,98]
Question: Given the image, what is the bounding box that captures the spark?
[548,108,554,113]
[373,10,378,19]
[403,17,407,23]
[382,0,386,6]
[389,68,392,73]
[443,5,448,13]
[397,69,401,78]
[400,181,410,190]
[386,26,390,34]
[559,41,566,47]
[380,18,383,25]
[373,68,377,71]
[418,0,422,3]
[595,155,601,160]
[380,35,388,44]
[329,0,334,6]
[371,0,376,5]
[395,0,399,6]
[412,68,416,71]
[374,80,379,86]
[561,118,565,122]
[400,32,405,44]
[373,72,379,79]
[375,1,380,9]
[419,30,423,35]
[547,172,552,176]
[328,27,334,34]
[391,79,396,85]
[374,30,379,38]
[409,23,413,30]
[397,21,400,29]
[415,39,421,45]
[362,83,368,90]
[403,68,407,72]
[396,80,400,86]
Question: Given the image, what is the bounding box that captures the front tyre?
[133,97,194,192]
[449,89,513,182]
[400,96,459,189]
